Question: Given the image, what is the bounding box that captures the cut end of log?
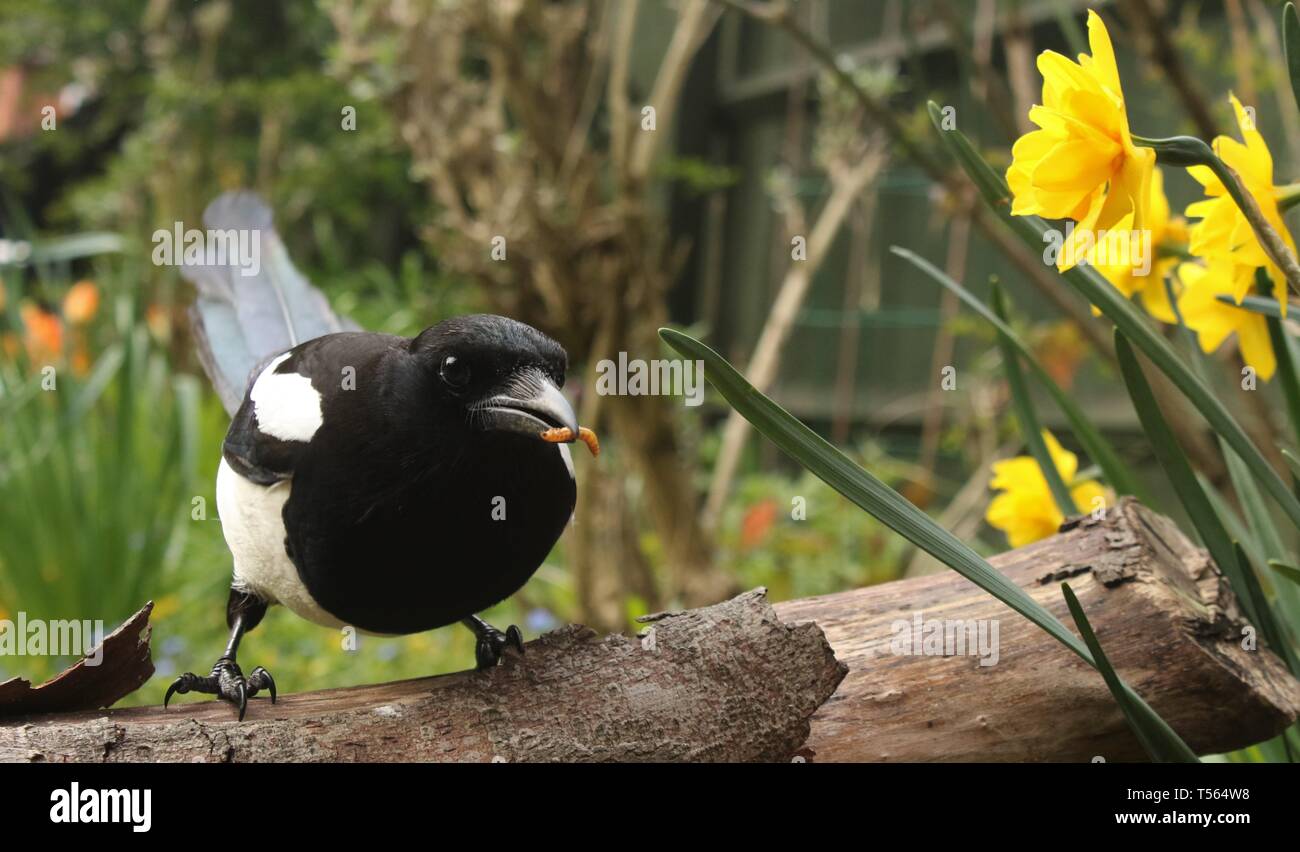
[777,497,1300,762]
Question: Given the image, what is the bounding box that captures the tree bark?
[1,500,1295,762]
[776,498,1300,762]
[0,590,844,763]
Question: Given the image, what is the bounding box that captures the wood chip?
[0,601,154,717]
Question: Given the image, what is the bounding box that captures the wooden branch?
[628,0,718,182]
[776,499,1300,761]
[0,591,844,763]
[606,0,638,182]
[1,500,1294,762]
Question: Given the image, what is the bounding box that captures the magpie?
[165,193,583,719]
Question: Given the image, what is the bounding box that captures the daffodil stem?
[1207,158,1300,294]
[1134,133,1300,298]
[1279,183,1300,212]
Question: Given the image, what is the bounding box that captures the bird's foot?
[473,623,524,669]
[164,657,276,721]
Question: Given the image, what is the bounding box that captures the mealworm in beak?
[540,426,600,457]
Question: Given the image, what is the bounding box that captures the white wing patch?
[250,352,323,442]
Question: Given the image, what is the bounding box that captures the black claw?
[472,623,525,669]
[249,666,277,704]
[164,671,214,708]
[474,636,498,670]
[163,658,277,720]
[163,675,189,709]
[506,625,525,655]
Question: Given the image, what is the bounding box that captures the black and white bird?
[165,192,580,719]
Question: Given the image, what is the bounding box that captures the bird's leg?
[461,615,524,669]
[165,589,276,721]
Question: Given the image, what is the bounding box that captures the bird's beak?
[476,371,579,440]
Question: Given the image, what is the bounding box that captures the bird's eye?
[440,355,471,391]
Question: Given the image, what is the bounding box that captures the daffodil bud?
[1130,134,1214,167]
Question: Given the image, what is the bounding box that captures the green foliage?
[1285,2,1300,118]
[1,0,437,301]
[656,157,740,197]
[989,280,1076,515]
[0,263,198,678]
[1114,331,1266,631]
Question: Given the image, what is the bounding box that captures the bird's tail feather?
[182,191,357,415]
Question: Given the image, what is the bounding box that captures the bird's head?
[410,314,578,443]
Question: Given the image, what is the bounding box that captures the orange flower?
[19,302,63,362]
[146,303,172,343]
[62,280,100,325]
[1034,320,1088,390]
[71,343,91,376]
[739,499,779,550]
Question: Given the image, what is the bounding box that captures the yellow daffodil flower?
[1007,10,1155,271]
[1087,167,1187,322]
[986,430,1109,548]
[1175,261,1276,380]
[1185,94,1296,314]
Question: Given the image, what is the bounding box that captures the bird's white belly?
[216,458,345,629]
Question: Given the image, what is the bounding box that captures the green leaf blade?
[990,281,1077,516]
[1269,560,1300,587]
[1234,545,1300,678]
[1114,331,1262,626]
[1217,293,1286,319]
[1285,2,1300,119]
[1260,267,1300,449]
[1062,583,1199,763]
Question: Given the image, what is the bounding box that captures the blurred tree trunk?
[329,0,727,620]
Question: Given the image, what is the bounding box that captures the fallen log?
[0,589,845,762]
[0,498,1296,762]
[776,498,1300,761]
